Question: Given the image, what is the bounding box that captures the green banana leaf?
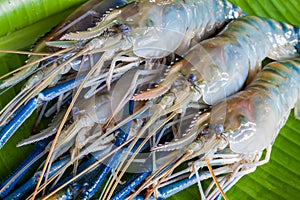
[0,0,299,199]
[0,0,89,184]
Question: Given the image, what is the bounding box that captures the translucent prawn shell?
[180,16,300,105]
[130,0,243,58]
[209,60,300,154]
[210,91,278,154]
[128,1,187,58]
[183,38,249,105]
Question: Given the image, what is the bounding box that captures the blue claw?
[0,137,52,198]
[111,172,151,200]
[50,152,100,192]
[4,156,70,200]
[151,171,213,199]
[0,98,38,149]
[296,41,300,53]
[0,75,85,149]
[77,134,151,199]
[156,175,199,199]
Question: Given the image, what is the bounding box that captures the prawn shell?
[210,59,300,154]
[211,90,277,154]
[132,2,187,58]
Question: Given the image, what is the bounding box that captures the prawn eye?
[144,18,154,27]
[239,115,247,124]
[215,124,224,134]
[188,73,197,83]
[120,24,130,34]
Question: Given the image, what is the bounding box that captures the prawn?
[145,58,300,199]
[121,14,300,161]
[101,16,300,198]
[0,0,129,129]
[0,0,243,146]
[59,0,244,92]
[133,15,300,104]
[0,1,244,195]
[61,0,244,58]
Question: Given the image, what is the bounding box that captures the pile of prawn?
[0,0,299,199]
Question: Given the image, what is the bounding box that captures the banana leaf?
[0,0,89,184]
[0,0,299,199]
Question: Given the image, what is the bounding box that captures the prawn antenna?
[205,157,229,200]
